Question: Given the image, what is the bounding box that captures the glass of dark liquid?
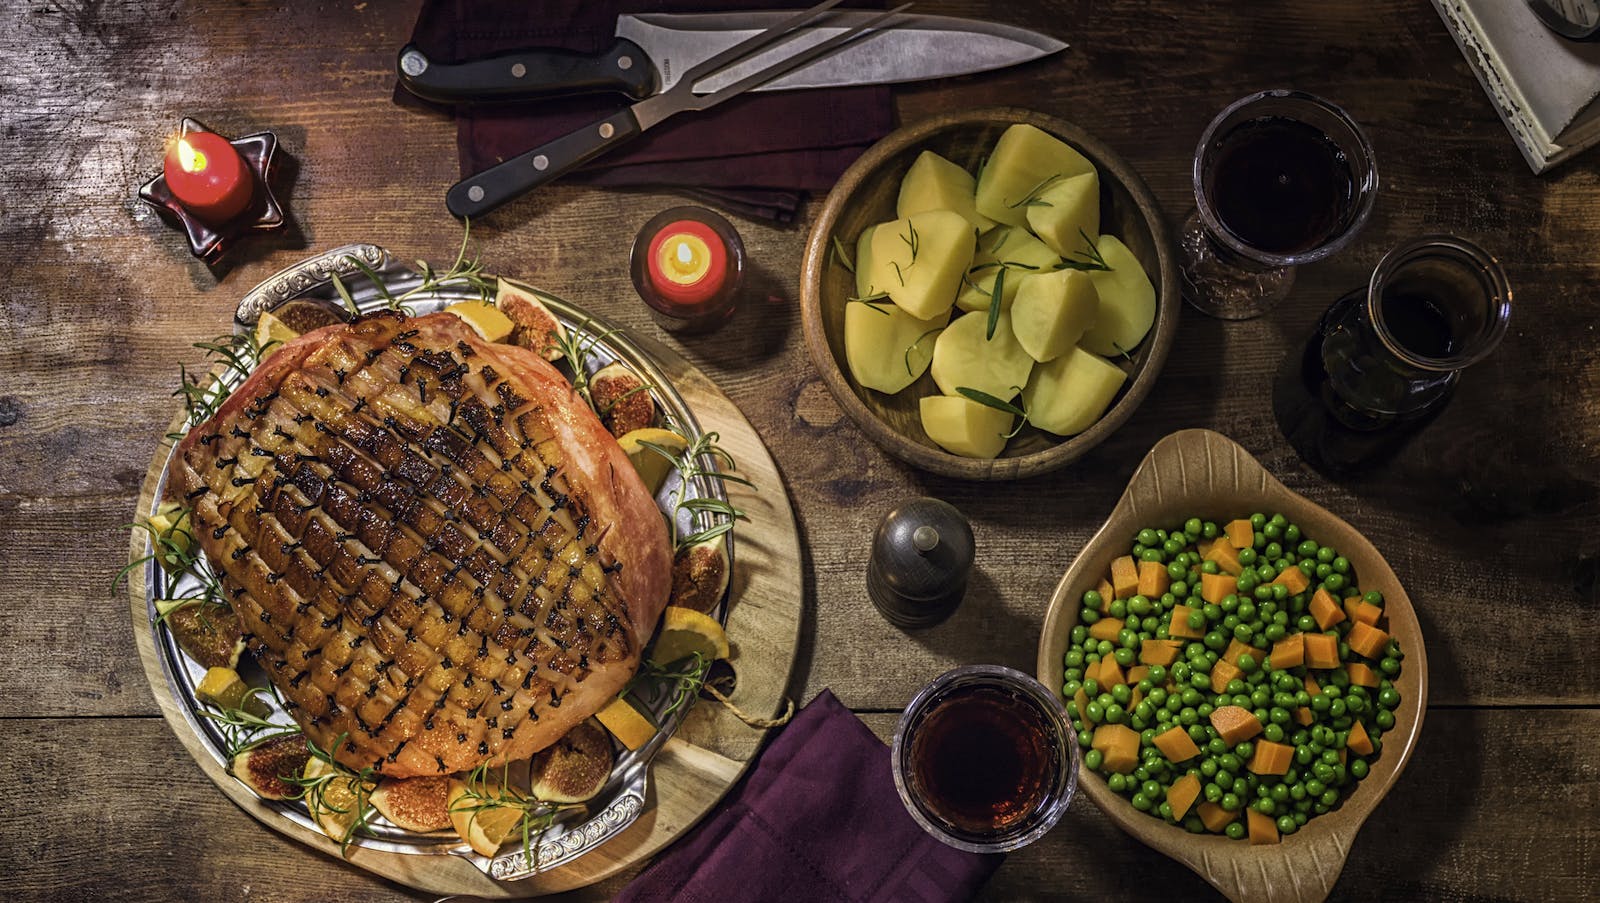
[1182,90,1379,320]
[1274,234,1512,475]
[891,665,1078,852]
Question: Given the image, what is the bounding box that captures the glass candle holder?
[630,206,745,334]
[891,665,1078,853]
[1181,90,1379,320]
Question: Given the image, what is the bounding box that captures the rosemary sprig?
[904,327,942,376]
[1054,229,1113,273]
[830,234,856,274]
[397,218,495,306]
[956,386,1029,439]
[638,431,752,552]
[628,652,711,722]
[282,733,379,852]
[849,290,890,303]
[548,317,629,410]
[451,761,583,865]
[986,266,1006,339]
[1006,172,1068,209]
[200,685,300,760]
[900,220,920,262]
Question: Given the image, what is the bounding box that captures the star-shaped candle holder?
[138,117,286,260]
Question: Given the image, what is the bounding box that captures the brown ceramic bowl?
[800,108,1180,481]
[1036,429,1427,902]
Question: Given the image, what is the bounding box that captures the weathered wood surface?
[2,0,1598,900]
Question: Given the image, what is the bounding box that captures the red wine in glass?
[1208,117,1357,256]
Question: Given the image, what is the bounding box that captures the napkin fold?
[615,689,1003,903]
[400,0,896,222]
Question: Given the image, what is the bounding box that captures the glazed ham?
[172,312,671,777]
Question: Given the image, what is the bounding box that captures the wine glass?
[1182,90,1379,320]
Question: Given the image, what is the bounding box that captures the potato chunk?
[920,394,1014,459]
[854,224,881,299]
[897,150,996,234]
[1025,170,1100,258]
[1080,234,1156,358]
[930,309,1035,402]
[843,301,948,395]
[955,226,1060,312]
[1022,345,1127,436]
[866,210,975,320]
[974,123,1095,227]
[1010,269,1099,363]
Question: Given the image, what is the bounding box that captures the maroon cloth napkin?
[400,0,896,222]
[615,689,1004,903]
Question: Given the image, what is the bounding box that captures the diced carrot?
[1224,519,1254,550]
[1271,565,1310,595]
[1247,808,1280,845]
[1138,559,1170,598]
[1346,621,1391,660]
[1197,537,1215,558]
[1347,662,1380,688]
[1167,773,1202,821]
[1270,633,1305,669]
[1304,675,1322,695]
[1088,617,1125,642]
[1127,665,1150,685]
[1099,657,1126,688]
[1200,572,1237,604]
[1073,687,1094,726]
[1303,632,1340,669]
[1223,638,1264,668]
[1209,659,1243,694]
[1204,539,1243,576]
[1246,740,1293,776]
[1130,686,1144,709]
[1347,719,1374,755]
[1196,801,1236,833]
[1293,706,1314,726]
[1152,725,1202,763]
[1091,723,1140,774]
[1209,705,1263,745]
[1309,588,1346,630]
[1097,577,1115,607]
[1344,597,1383,626]
[1110,556,1139,599]
[1139,639,1183,666]
[1168,604,1205,639]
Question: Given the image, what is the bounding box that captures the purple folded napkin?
[400,0,896,222]
[615,689,1003,903]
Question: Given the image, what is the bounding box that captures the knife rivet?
[468,186,485,202]
[617,55,633,71]
[533,155,549,171]
[598,123,615,139]
[511,63,527,79]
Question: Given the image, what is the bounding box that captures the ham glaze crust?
[172,312,671,777]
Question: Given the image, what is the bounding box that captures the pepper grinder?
[867,498,975,629]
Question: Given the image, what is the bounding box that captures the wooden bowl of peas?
[1036,429,1426,903]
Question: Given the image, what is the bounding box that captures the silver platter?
[140,243,731,881]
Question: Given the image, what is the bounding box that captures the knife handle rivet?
[511,63,527,79]
[533,155,550,171]
[467,186,485,203]
[599,123,616,139]
[617,55,634,71]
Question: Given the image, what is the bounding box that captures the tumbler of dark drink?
[1181,90,1379,320]
[891,665,1078,852]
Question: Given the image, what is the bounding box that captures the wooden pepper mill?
[867,497,975,629]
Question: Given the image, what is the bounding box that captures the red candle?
[645,220,728,306]
[163,131,254,224]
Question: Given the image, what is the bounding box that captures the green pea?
[1233,623,1254,642]
[1296,540,1318,558]
[1167,560,1186,580]
[1375,709,1395,730]
[1264,541,1283,560]
[1277,814,1299,835]
[1332,556,1350,574]
[1350,758,1369,779]
[1083,590,1104,610]
[1147,666,1168,685]
[1080,745,1102,768]
[1263,523,1282,540]
[1378,687,1401,709]
[1323,573,1346,592]
[1363,590,1384,606]
[1379,656,1401,676]
[1086,701,1104,722]
[1219,753,1241,773]
[1238,547,1258,566]
[1202,521,1219,539]
[1284,524,1301,544]
[1220,792,1242,811]
[1131,792,1152,811]
[1108,772,1127,792]
[1305,778,1325,797]
[1078,729,1095,747]
[1112,684,1133,705]
[1184,517,1202,537]
[1141,548,1166,563]
[1220,820,1244,840]
[1137,528,1159,547]
[1264,723,1285,743]
[1201,560,1220,575]
[1082,608,1101,625]
[1316,563,1333,579]
[1170,580,1189,598]
[1097,639,1115,656]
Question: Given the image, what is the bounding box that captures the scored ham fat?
[172,312,671,777]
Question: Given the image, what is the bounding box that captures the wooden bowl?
[800,108,1180,480]
[1036,429,1428,903]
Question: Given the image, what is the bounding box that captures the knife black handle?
[396,41,657,104]
[446,108,642,218]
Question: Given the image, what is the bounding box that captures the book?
[1432,0,1600,173]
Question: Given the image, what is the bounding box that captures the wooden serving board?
[128,326,804,898]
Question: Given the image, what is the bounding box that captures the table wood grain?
[2,1,1597,900]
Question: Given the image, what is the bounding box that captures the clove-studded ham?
[171,312,671,777]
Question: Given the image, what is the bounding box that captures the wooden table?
[3,1,1596,900]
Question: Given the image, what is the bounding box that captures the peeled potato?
[1010,269,1099,363]
[1080,235,1157,358]
[1022,345,1128,436]
[854,224,881,299]
[897,150,996,234]
[1026,170,1100,259]
[844,300,948,394]
[955,226,1060,313]
[920,394,1014,459]
[975,123,1096,228]
[866,210,975,320]
[930,309,1035,402]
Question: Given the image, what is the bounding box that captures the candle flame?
[176,137,207,174]
[676,241,693,265]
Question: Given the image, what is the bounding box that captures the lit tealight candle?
[163,130,254,224]
[645,220,728,307]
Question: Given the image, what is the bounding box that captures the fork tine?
[689,3,913,111]
[676,0,850,89]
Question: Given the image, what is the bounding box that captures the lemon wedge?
[195,665,263,713]
[304,757,376,844]
[616,428,687,495]
[446,300,515,342]
[595,697,659,751]
[254,311,301,359]
[447,777,528,857]
[649,606,731,667]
